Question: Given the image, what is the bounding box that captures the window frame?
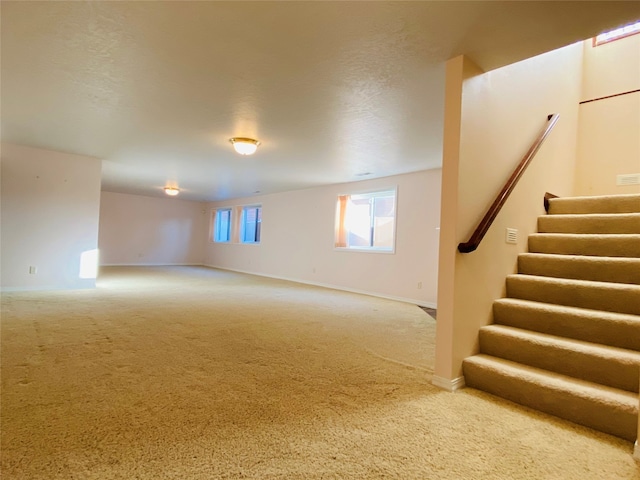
[593,21,640,47]
[212,208,232,243]
[239,204,262,244]
[334,187,397,254]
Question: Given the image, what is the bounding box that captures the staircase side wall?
[575,34,640,196]
[435,44,583,381]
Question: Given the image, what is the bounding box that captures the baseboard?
[100,263,204,267]
[634,440,640,462]
[203,264,437,308]
[0,281,96,293]
[432,375,466,392]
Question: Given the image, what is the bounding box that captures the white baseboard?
[100,263,203,267]
[432,375,466,392]
[1,281,96,293]
[634,440,640,462]
[203,263,437,308]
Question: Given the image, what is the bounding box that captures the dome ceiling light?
[164,187,180,196]
[229,137,260,155]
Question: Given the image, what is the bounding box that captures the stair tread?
[542,213,640,218]
[548,194,640,214]
[531,233,640,239]
[480,324,640,362]
[494,297,640,322]
[506,273,640,290]
[506,274,640,315]
[493,298,640,351]
[528,233,640,257]
[519,252,640,262]
[463,354,639,441]
[464,354,638,406]
[538,214,640,234]
[518,253,640,284]
[551,194,640,202]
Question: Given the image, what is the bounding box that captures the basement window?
[335,189,396,252]
[240,206,262,244]
[213,208,232,243]
[593,21,640,46]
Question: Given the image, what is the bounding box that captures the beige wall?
[575,34,640,195]
[435,44,583,382]
[638,371,640,460]
[1,143,102,291]
[98,191,207,266]
[205,170,441,307]
[581,34,640,100]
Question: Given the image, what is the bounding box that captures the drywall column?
[1,143,102,290]
[433,56,482,389]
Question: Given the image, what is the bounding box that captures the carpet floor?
[1,266,638,479]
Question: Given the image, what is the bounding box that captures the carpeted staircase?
[463,193,640,442]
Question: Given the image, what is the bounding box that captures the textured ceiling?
[2,1,639,201]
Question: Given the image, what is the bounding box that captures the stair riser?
[528,235,640,258]
[506,277,640,316]
[518,255,640,285]
[493,300,640,351]
[479,329,640,392]
[463,360,638,442]
[538,214,640,234]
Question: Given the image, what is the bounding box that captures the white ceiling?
[2,1,639,202]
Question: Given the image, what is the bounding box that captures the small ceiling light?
[229,137,260,155]
[164,187,180,196]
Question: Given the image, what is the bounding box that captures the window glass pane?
[347,198,372,247]
[241,206,262,243]
[255,207,262,243]
[214,209,231,242]
[372,196,395,248]
[594,21,640,46]
[335,189,395,251]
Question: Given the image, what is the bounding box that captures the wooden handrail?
[543,192,558,213]
[458,113,560,253]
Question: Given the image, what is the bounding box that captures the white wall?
[435,43,584,382]
[205,170,441,307]
[1,143,102,290]
[98,191,206,266]
[575,34,640,196]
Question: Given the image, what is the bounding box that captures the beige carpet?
[1,266,638,479]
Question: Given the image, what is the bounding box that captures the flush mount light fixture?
[164,187,180,196]
[229,137,260,155]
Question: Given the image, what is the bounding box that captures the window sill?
[334,247,395,254]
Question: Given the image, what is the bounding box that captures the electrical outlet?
[417,282,422,289]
